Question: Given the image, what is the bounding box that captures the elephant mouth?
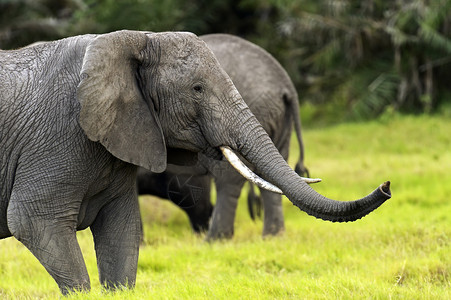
[201,145,223,161]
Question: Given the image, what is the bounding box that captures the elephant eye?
[193,84,203,93]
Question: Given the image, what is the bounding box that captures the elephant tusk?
[220,146,283,194]
[301,177,322,184]
[220,146,322,194]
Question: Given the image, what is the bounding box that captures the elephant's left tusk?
[220,146,283,194]
[220,146,322,193]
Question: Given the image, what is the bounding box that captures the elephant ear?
[77,30,167,172]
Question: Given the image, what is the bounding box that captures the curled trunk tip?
[303,180,392,223]
[380,181,391,195]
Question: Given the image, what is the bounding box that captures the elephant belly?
[76,191,111,230]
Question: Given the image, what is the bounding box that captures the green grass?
[1,114,450,299]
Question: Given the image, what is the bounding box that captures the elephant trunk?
[225,109,391,222]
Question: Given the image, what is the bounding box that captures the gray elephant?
[137,167,213,232]
[137,33,313,239]
[0,30,391,294]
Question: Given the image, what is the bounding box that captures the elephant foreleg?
[206,171,246,241]
[7,193,90,295]
[90,191,141,290]
[260,189,285,236]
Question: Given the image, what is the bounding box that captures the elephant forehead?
[160,53,223,82]
[155,33,220,72]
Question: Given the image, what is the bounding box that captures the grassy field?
[0,114,450,299]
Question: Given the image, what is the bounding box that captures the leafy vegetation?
[0,114,450,299]
[274,0,451,118]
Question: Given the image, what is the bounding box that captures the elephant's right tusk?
[220,146,322,194]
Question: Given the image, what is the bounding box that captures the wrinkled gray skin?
[138,34,310,239]
[0,30,391,294]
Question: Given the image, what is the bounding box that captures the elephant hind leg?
[7,194,90,294]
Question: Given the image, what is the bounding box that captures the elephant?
[0,30,391,294]
[137,167,213,233]
[137,33,313,239]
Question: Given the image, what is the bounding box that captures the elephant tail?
[247,182,262,221]
[284,93,310,178]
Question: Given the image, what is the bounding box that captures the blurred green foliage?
[1,0,451,120]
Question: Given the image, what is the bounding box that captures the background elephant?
[137,33,311,239]
[0,30,391,294]
[138,169,213,233]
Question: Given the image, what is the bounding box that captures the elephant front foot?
[206,224,234,241]
[262,222,285,237]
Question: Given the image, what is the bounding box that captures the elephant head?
[77,30,391,223]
